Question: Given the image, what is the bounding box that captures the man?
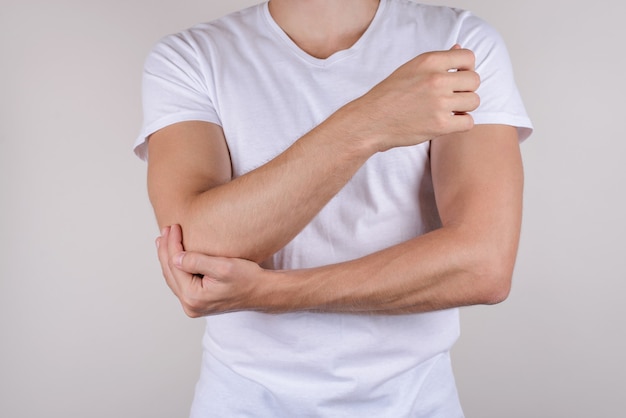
[135,0,532,416]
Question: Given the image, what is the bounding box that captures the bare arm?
[159,124,524,316]
[148,48,479,263]
[270,124,524,313]
[148,116,374,263]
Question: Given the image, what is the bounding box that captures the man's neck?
[268,0,380,59]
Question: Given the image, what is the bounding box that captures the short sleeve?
[456,14,533,142]
[133,32,221,160]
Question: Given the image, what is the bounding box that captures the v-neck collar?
[262,0,388,67]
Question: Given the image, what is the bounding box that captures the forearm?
[261,224,517,314]
[151,48,480,263]
[158,126,521,319]
[180,107,376,262]
[259,128,523,315]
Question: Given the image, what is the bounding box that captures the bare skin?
[156,124,522,317]
[149,0,522,317]
[148,47,479,262]
[268,0,380,59]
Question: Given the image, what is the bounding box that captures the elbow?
[180,220,270,263]
[453,226,519,306]
[480,270,512,305]
[152,203,267,261]
[471,253,516,306]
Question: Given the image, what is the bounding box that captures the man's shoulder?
[152,3,265,56]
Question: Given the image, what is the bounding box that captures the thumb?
[173,251,224,279]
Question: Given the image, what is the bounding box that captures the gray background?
[1,0,624,417]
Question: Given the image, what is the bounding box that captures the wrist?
[324,99,383,157]
[258,268,326,314]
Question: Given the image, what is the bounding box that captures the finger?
[166,224,189,286]
[447,112,475,134]
[157,227,170,275]
[450,43,462,50]
[163,230,209,312]
[442,48,475,72]
[168,253,209,318]
[448,70,480,93]
[169,251,206,294]
[157,226,181,295]
[167,224,185,256]
[449,91,481,114]
[173,251,226,281]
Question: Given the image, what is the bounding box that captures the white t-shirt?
[135,0,532,416]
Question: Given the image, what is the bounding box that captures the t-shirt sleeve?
[133,32,221,160]
[456,13,533,141]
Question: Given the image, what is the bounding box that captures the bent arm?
[148,116,375,263]
[258,124,524,313]
[162,125,523,317]
[148,48,480,263]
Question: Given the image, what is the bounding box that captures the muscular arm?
[162,124,523,316]
[267,124,524,313]
[148,48,479,263]
[148,115,374,263]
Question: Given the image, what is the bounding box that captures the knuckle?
[182,305,202,318]
[180,291,196,309]
[463,48,476,65]
[462,115,475,131]
[471,71,481,90]
[212,258,234,278]
[167,254,178,270]
[179,252,204,276]
[186,253,201,273]
[425,72,445,90]
[471,92,481,110]
[181,297,203,318]
[439,95,455,112]
[416,51,441,69]
[416,51,432,64]
[431,112,449,134]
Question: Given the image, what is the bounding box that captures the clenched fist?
[346,45,481,152]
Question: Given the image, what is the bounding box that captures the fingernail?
[174,252,186,267]
[155,237,160,249]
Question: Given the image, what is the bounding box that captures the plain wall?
[1,0,624,417]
